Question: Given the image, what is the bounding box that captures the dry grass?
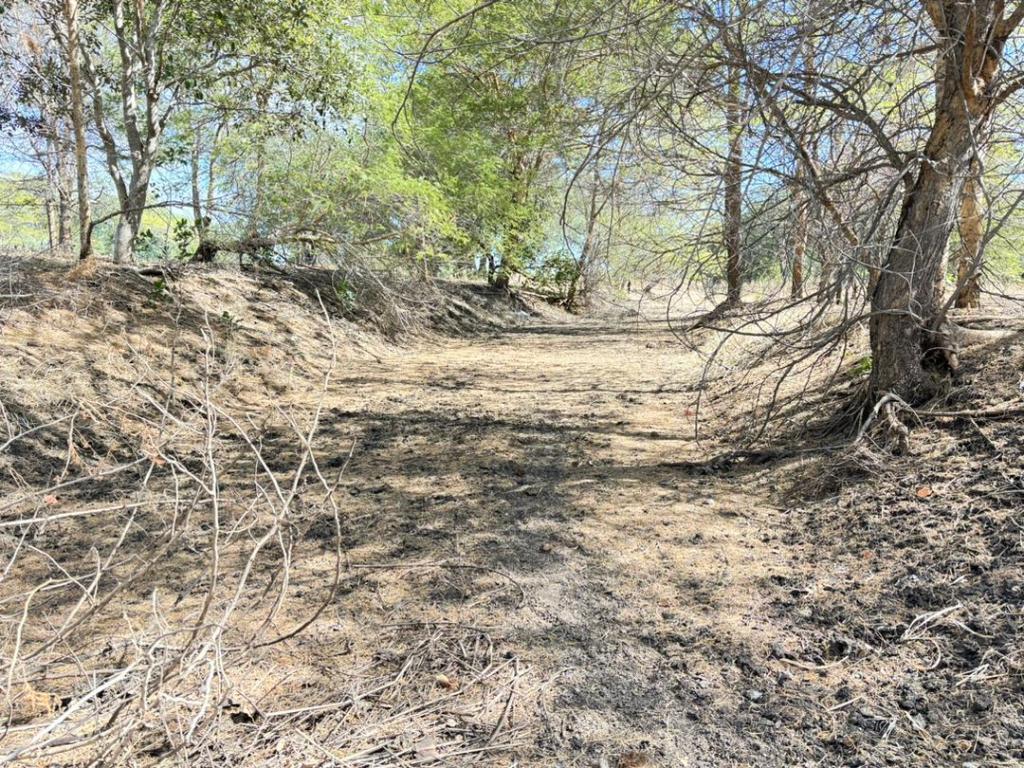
[1,257,1022,766]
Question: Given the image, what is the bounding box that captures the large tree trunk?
[723,67,744,306]
[869,0,1015,402]
[954,162,983,309]
[113,186,147,263]
[113,216,137,263]
[493,258,513,290]
[869,162,966,400]
[63,0,92,260]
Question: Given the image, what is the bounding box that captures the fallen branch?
[193,229,338,264]
[919,400,1024,419]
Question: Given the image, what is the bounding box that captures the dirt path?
[5,268,1019,766]
[309,316,800,766]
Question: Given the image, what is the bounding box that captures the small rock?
[745,689,764,703]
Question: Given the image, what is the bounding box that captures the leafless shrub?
[0,267,534,766]
[0,308,342,761]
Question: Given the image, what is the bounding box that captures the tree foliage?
[3,0,1024,406]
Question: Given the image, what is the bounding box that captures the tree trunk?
[723,67,743,306]
[45,196,59,250]
[791,12,816,302]
[191,131,205,237]
[868,0,1014,402]
[63,0,92,260]
[486,253,497,285]
[791,178,807,299]
[567,161,605,311]
[493,261,512,291]
[113,187,146,263]
[58,185,72,249]
[954,163,983,309]
[113,216,137,264]
[869,164,964,400]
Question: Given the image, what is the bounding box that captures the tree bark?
[58,183,72,249]
[486,253,498,285]
[566,159,607,311]
[113,182,149,263]
[723,67,743,306]
[191,130,204,236]
[954,162,983,309]
[791,177,807,299]
[868,0,1016,402]
[63,0,92,260]
[45,196,59,250]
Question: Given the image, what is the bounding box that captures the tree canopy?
[3,0,1024,403]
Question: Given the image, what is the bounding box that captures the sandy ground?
[200,301,1024,768]
[314,316,795,764]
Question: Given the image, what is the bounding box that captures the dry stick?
[0,414,74,454]
[966,416,1000,452]
[484,656,521,747]
[22,477,207,663]
[0,457,149,515]
[0,527,28,581]
[2,303,221,763]
[919,401,1024,419]
[901,604,963,642]
[166,324,228,689]
[0,661,142,764]
[251,443,352,648]
[253,290,347,647]
[778,656,849,672]
[0,498,178,530]
[3,580,53,736]
[827,694,865,712]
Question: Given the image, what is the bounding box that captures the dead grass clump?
[227,627,536,767]
[0,257,545,766]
